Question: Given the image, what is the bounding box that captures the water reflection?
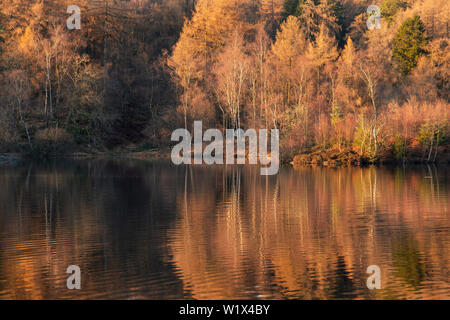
[0,160,448,299]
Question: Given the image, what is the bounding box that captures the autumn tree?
[409,38,450,101]
[334,36,360,126]
[169,0,255,128]
[247,26,272,128]
[428,39,450,100]
[272,16,306,67]
[296,0,341,41]
[337,36,362,106]
[380,0,408,23]
[0,0,448,162]
[214,31,250,129]
[259,0,284,36]
[307,24,338,85]
[170,0,245,79]
[272,16,306,106]
[348,13,368,49]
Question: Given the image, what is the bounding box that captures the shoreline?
[291,145,450,168]
[1,149,449,168]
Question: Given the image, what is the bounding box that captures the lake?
[0,159,448,299]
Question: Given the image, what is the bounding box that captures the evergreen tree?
[392,15,428,75]
[327,0,345,46]
[282,0,301,19]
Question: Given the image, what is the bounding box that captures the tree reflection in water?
[0,160,448,299]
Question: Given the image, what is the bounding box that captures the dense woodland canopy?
[0,0,448,163]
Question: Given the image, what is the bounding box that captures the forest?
[0,0,448,164]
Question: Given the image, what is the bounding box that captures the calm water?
[0,160,448,300]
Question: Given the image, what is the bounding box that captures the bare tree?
[6,70,33,148]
